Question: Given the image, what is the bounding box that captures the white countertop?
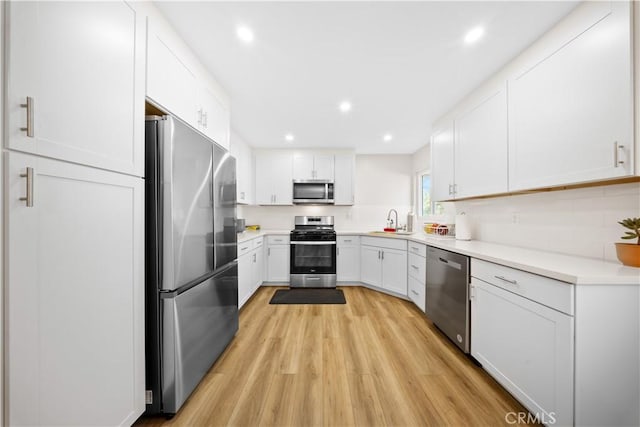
[237,229,640,285]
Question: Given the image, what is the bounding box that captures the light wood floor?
[136,286,532,426]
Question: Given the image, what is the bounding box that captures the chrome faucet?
[387,209,398,231]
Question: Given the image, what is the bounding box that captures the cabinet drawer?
[408,253,426,283]
[471,259,574,315]
[337,235,360,246]
[252,237,264,249]
[408,276,426,312]
[407,242,427,258]
[361,236,407,251]
[238,241,252,256]
[267,235,290,245]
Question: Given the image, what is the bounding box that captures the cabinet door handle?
[240,191,245,199]
[268,248,271,256]
[448,184,453,195]
[614,141,624,167]
[453,184,458,195]
[337,247,340,256]
[197,108,203,126]
[253,253,256,262]
[19,167,34,207]
[381,251,384,260]
[202,111,208,128]
[20,96,34,137]
[494,275,518,285]
[377,250,381,259]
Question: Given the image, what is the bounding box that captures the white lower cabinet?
[360,237,407,296]
[238,242,252,308]
[337,235,360,282]
[471,272,573,426]
[407,244,427,312]
[252,242,264,290]
[6,152,145,426]
[265,235,290,282]
[238,237,264,308]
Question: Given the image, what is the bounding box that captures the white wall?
[453,181,640,262]
[238,154,412,231]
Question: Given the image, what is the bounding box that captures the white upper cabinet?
[313,154,335,180]
[6,1,145,176]
[430,1,635,199]
[230,131,254,205]
[146,18,198,127]
[454,83,508,199]
[431,123,455,202]
[197,84,230,150]
[334,153,355,205]
[292,154,314,180]
[508,1,633,190]
[292,153,334,180]
[146,6,230,150]
[255,151,293,205]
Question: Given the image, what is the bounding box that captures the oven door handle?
[290,241,336,245]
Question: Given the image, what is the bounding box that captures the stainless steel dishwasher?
[426,246,470,353]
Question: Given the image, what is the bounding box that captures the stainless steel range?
[290,216,337,288]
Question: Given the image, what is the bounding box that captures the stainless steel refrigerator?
[144,115,238,415]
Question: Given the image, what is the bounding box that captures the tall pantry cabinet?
[3,2,145,425]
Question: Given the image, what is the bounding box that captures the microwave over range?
[292,180,334,204]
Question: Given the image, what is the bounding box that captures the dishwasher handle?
[435,256,462,271]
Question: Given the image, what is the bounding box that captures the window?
[417,171,443,217]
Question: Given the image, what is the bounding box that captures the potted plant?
[615,217,640,267]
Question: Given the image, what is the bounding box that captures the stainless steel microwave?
[292,180,334,204]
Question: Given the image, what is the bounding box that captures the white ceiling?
[155,1,578,154]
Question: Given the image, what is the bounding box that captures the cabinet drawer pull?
[411,265,419,269]
[20,96,34,137]
[411,290,419,296]
[240,246,249,252]
[411,246,419,252]
[343,239,352,243]
[19,167,34,207]
[494,275,518,285]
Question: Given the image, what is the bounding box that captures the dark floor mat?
[269,288,346,305]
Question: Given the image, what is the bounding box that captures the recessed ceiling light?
[285,133,295,142]
[236,26,254,44]
[339,101,352,113]
[383,133,393,142]
[464,26,485,44]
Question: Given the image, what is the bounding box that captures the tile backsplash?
[453,182,640,262]
[238,204,414,232]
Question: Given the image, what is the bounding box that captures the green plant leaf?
[621,235,637,240]
[624,231,638,236]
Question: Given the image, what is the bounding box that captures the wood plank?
[135,286,533,427]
